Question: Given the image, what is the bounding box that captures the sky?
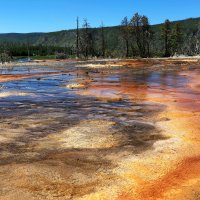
[0,0,200,33]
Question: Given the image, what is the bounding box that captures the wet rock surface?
[0,62,200,199]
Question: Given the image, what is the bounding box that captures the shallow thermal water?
[0,65,200,199]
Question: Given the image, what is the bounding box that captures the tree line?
[0,42,73,63]
[1,12,200,62]
[75,13,184,58]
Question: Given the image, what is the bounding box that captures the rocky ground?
[0,59,200,199]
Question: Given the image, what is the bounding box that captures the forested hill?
[0,17,200,57]
[0,17,199,45]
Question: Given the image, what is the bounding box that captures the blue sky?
[0,0,200,33]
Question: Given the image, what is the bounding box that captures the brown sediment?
[75,63,200,200]
[115,75,200,199]
[76,58,200,70]
[76,81,150,102]
[118,155,200,200]
[0,72,61,83]
[139,156,200,200]
[1,60,200,199]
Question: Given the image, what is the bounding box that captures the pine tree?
[171,23,183,55]
[130,13,152,57]
[162,19,171,57]
[141,16,152,57]
[121,16,130,57]
[195,23,200,54]
[80,19,94,59]
[76,17,80,58]
[100,22,106,57]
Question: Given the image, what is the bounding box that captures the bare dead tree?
[80,19,92,59]
[100,22,106,57]
[76,17,79,58]
[121,16,130,57]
